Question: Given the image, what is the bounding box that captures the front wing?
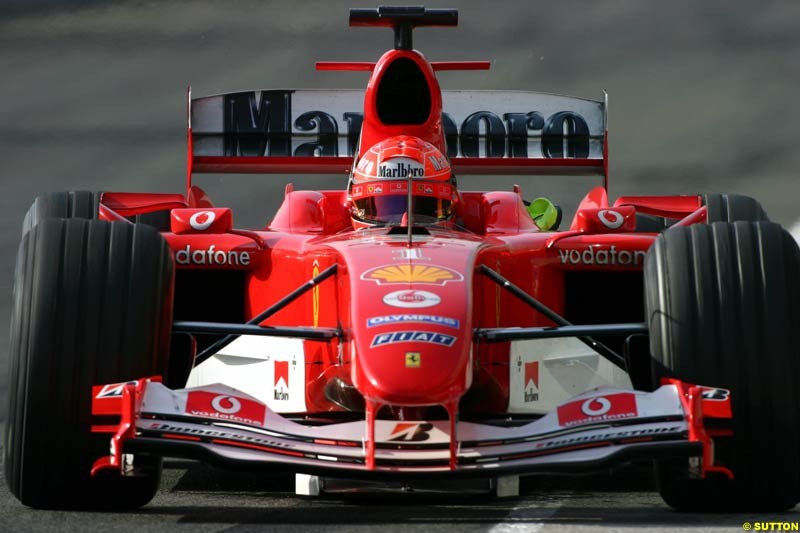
[90,379,732,480]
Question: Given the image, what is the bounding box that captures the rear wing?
[187,88,608,189]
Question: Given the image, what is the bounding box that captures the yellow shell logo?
[361,264,463,285]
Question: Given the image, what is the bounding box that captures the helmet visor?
[353,195,453,225]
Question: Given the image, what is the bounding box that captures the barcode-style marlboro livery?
[7,6,800,513]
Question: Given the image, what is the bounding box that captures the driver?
[348,135,458,229]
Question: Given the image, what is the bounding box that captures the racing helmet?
[348,136,457,228]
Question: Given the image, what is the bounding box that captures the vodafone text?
[175,245,251,266]
[558,246,646,267]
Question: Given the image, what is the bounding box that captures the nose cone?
[334,239,478,405]
[354,293,470,405]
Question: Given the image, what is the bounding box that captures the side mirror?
[527,197,562,231]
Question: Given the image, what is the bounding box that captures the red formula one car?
[6,6,800,512]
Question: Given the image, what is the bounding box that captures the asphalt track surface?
[1,1,799,530]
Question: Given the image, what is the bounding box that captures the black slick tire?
[702,193,768,223]
[645,221,800,512]
[22,190,173,235]
[22,191,100,236]
[5,219,174,509]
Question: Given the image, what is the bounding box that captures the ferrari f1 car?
[6,6,800,512]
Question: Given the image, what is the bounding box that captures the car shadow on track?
[144,461,796,528]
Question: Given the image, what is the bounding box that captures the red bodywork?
[96,40,710,419]
[92,9,724,475]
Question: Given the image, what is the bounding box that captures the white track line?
[488,497,564,533]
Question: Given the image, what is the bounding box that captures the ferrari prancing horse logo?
[405,352,421,368]
[361,264,463,285]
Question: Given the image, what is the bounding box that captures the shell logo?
[361,264,464,285]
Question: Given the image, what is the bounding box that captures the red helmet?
[349,136,457,228]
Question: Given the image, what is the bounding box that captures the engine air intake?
[376,58,432,124]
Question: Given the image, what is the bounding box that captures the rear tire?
[21,190,99,236]
[22,191,172,235]
[5,219,174,509]
[645,221,800,511]
[702,193,768,222]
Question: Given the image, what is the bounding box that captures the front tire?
[645,221,800,511]
[5,219,174,509]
